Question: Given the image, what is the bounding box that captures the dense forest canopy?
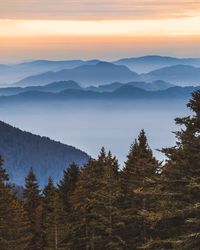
[0,90,200,249]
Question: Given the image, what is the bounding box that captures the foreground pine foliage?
[0,157,32,250]
[0,90,200,250]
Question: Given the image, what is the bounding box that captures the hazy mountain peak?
[15,61,139,87]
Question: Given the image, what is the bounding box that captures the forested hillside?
[0,121,89,186]
[0,90,200,249]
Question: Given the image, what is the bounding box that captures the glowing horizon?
[0,0,200,62]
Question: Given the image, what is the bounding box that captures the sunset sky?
[0,0,200,62]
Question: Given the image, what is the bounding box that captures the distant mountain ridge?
[1,55,200,87]
[141,64,200,86]
[13,62,200,88]
[114,55,200,73]
[0,59,101,85]
[86,80,174,92]
[0,81,81,96]
[0,80,174,96]
[0,121,89,186]
[0,85,198,103]
[15,62,139,87]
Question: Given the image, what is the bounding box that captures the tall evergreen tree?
[0,156,13,250]
[97,151,126,249]
[23,168,43,250]
[144,90,200,249]
[24,168,41,221]
[43,177,57,250]
[142,91,200,250]
[121,130,160,249]
[43,177,67,250]
[58,162,80,210]
[9,199,32,250]
[122,130,158,191]
[56,163,80,248]
[0,156,31,250]
[70,148,125,249]
[69,157,103,249]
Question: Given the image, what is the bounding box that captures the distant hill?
[86,82,124,92]
[27,80,81,92]
[86,80,174,92]
[126,80,174,91]
[142,65,200,86]
[0,59,101,85]
[0,81,81,96]
[114,55,200,73]
[0,121,89,186]
[110,85,199,100]
[18,59,84,70]
[14,62,200,88]
[0,85,198,103]
[15,62,139,87]
[0,80,173,96]
[1,56,200,86]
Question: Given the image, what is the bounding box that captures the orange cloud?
[1,17,200,37]
[0,0,200,20]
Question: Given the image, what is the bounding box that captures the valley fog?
[0,99,189,165]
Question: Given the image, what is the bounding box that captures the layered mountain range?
[0,80,198,104]
[1,55,200,87]
[1,55,199,187]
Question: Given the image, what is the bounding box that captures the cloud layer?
[0,0,200,20]
[1,17,200,37]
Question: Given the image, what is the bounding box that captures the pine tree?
[97,151,126,249]
[121,130,160,249]
[58,162,80,210]
[43,177,57,250]
[56,163,80,248]
[69,158,103,249]
[43,177,67,250]
[0,157,13,249]
[0,156,31,250]
[23,168,44,250]
[24,168,41,221]
[122,130,159,191]
[144,90,200,249]
[70,148,125,249]
[8,199,32,250]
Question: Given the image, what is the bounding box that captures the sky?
[0,0,200,62]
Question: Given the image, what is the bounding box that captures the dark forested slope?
[0,121,89,186]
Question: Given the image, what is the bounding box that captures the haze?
[0,100,190,164]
